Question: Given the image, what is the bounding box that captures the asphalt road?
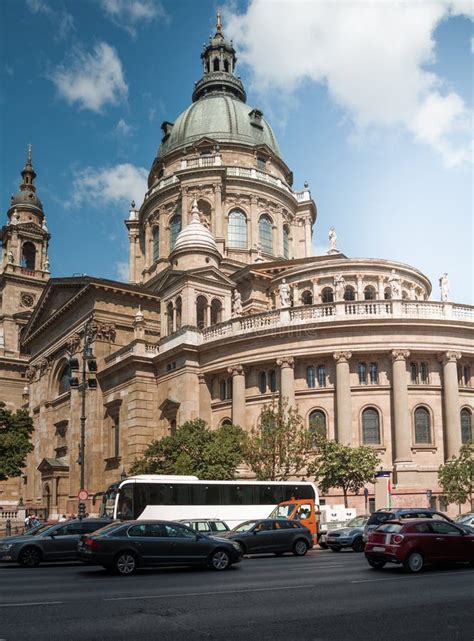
[1,549,472,641]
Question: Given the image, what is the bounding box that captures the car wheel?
[329,546,341,552]
[368,558,386,570]
[114,552,137,576]
[293,540,309,556]
[209,549,231,571]
[18,546,42,567]
[352,538,365,553]
[403,551,424,574]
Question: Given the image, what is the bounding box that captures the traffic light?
[78,502,86,519]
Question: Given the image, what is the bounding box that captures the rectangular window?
[113,416,120,457]
[420,362,429,384]
[369,363,378,385]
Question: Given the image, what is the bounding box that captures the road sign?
[78,489,88,501]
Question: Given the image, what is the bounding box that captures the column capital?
[228,363,244,376]
[276,356,295,369]
[391,349,410,362]
[438,351,462,365]
[333,351,352,364]
[198,373,206,384]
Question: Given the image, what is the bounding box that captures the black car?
[222,518,313,556]
[363,508,453,541]
[0,518,111,567]
[77,520,242,575]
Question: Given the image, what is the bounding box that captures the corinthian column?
[391,350,411,464]
[277,356,295,410]
[333,352,352,445]
[228,364,246,427]
[439,351,462,459]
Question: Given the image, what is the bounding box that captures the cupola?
[170,200,221,270]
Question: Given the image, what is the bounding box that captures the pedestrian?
[59,514,67,522]
[24,514,31,531]
[5,519,12,537]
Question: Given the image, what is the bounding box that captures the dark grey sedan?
[0,518,111,567]
[222,518,313,556]
[77,520,242,575]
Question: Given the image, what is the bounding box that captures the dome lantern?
[170,199,221,269]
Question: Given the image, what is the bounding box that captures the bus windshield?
[101,488,118,519]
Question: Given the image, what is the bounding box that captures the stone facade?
[1,18,472,518]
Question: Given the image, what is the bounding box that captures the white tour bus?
[99,475,319,529]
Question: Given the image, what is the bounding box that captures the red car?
[365,519,474,573]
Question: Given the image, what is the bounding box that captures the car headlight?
[0,544,13,551]
[232,542,241,551]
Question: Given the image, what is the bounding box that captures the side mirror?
[253,530,258,535]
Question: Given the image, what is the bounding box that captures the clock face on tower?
[20,292,35,308]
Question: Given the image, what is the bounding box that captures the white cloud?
[115,118,133,136]
[99,0,168,36]
[71,163,148,209]
[26,0,74,40]
[50,43,128,113]
[225,0,473,167]
[115,260,129,281]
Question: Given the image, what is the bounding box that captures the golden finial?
[216,10,222,34]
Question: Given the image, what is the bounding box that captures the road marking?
[351,570,474,584]
[0,601,63,608]
[103,583,320,602]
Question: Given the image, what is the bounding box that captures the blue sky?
[1,0,472,303]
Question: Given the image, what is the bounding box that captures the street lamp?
[68,318,98,518]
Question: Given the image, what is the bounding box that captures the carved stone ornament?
[36,356,51,376]
[20,292,35,308]
[438,351,462,364]
[89,321,116,343]
[66,332,82,355]
[276,356,295,369]
[333,351,352,363]
[25,366,37,382]
[391,350,410,362]
[228,364,244,376]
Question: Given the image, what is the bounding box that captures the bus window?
[134,484,150,519]
[168,484,191,505]
[256,485,284,504]
[225,485,254,505]
[117,484,134,520]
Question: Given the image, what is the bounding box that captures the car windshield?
[368,512,395,525]
[269,504,297,519]
[346,516,369,528]
[455,513,474,523]
[89,522,121,536]
[376,523,403,533]
[232,521,257,533]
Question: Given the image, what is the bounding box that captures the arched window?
[269,370,277,393]
[306,366,316,388]
[169,214,182,250]
[152,227,160,262]
[410,362,418,385]
[21,242,36,270]
[228,210,247,248]
[362,408,381,445]
[223,59,229,73]
[210,299,222,325]
[358,363,367,385]
[283,225,290,259]
[369,363,378,385]
[196,295,207,329]
[58,364,71,395]
[321,287,334,303]
[344,286,355,301]
[309,410,327,438]
[414,407,432,444]
[258,371,267,394]
[166,302,174,335]
[317,365,326,388]
[420,362,429,384]
[259,214,273,254]
[213,57,219,72]
[461,408,472,443]
[364,285,376,300]
[221,418,233,427]
[384,287,391,300]
[302,290,313,305]
[175,297,182,330]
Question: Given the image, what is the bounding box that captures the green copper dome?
[154,13,280,162]
[157,93,280,159]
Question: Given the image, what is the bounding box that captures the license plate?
[372,546,385,552]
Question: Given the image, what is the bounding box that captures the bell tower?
[0,146,50,392]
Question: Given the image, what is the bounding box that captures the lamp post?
[68,318,98,518]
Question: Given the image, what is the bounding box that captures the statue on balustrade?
[389,269,402,299]
[233,290,243,317]
[439,273,449,302]
[279,279,292,308]
[334,274,345,300]
[328,226,338,252]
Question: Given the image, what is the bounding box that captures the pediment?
[37,458,69,473]
[191,136,219,150]
[153,266,235,296]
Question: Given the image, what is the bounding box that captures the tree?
[243,401,314,481]
[308,435,380,508]
[438,443,473,513]
[129,418,245,480]
[0,402,34,481]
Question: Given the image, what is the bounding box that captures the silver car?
[325,515,370,552]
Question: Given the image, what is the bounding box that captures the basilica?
[0,16,472,519]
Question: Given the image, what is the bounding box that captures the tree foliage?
[129,418,245,480]
[0,402,34,481]
[308,434,380,507]
[438,443,473,511]
[243,401,313,481]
